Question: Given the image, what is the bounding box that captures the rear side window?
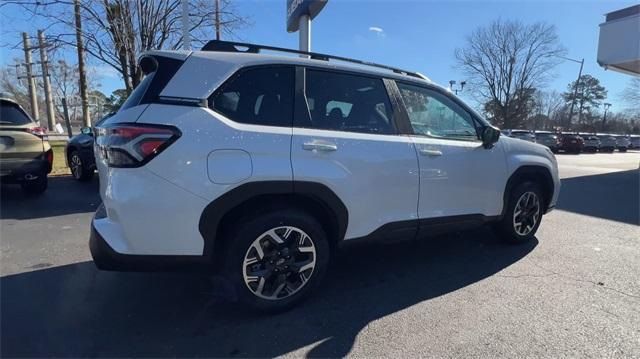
[210,67,294,127]
[119,73,155,112]
[119,56,184,112]
[0,101,32,125]
[304,70,395,134]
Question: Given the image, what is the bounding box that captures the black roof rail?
[201,40,427,80]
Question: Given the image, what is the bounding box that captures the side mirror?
[81,127,93,136]
[482,126,500,149]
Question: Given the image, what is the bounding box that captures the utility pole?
[37,30,56,131]
[602,103,612,131]
[215,0,221,40]
[74,0,91,127]
[21,32,39,122]
[181,0,191,50]
[61,97,73,138]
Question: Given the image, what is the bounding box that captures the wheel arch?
[502,165,554,216]
[198,181,348,266]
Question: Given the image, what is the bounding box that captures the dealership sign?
[286,0,328,32]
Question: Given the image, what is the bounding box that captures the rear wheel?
[495,182,543,243]
[21,172,47,194]
[223,208,330,312]
[70,151,94,181]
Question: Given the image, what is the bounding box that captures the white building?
[597,5,640,76]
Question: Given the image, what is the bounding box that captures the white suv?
[90,41,560,311]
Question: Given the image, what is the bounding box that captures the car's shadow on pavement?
[557,169,639,225]
[1,229,537,358]
[0,175,100,220]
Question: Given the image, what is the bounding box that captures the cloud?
[368,26,385,37]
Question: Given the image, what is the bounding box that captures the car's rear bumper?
[90,205,209,272]
[0,154,51,183]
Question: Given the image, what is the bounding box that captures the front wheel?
[223,208,330,312]
[494,182,544,243]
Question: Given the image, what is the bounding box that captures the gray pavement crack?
[497,261,640,300]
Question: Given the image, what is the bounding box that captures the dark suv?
[559,134,584,154]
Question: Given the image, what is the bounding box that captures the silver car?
[615,136,630,152]
[535,132,560,152]
[597,135,617,152]
[580,134,600,152]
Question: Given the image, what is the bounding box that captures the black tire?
[69,151,94,181]
[21,173,48,194]
[494,182,544,243]
[223,208,330,312]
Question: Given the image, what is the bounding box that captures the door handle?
[303,141,338,152]
[419,148,443,157]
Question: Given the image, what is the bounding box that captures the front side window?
[304,70,395,135]
[211,67,294,127]
[397,83,479,141]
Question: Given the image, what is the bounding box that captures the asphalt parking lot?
[1,152,639,357]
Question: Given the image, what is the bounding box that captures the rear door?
[0,101,44,171]
[291,68,420,241]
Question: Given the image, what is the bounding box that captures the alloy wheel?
[513,191,540,236]
[242,226,316,300]
[70,154,82,179]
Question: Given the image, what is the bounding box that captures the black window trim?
[391,80,489,142]
[294,65,403,136]
[208,64,296,128]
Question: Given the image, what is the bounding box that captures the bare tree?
[530,90,564,129]
[619,77,640,118]
[3,0,250,93]
[455,19,565,129]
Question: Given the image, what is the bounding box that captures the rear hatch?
[94,53,187,192]
[0,100,48,172]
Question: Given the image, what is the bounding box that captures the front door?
[395,82,507,222]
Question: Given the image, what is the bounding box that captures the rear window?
[210,66,294,127]
[0,101,32,125]
[305,70,395,134]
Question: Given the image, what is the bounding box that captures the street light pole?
[559,56,584,129]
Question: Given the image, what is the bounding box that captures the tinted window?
[397,83,478,140]
[0,101,32,125]
[304,70,395,134]
[211,67,294,127]
[120,72,155,112]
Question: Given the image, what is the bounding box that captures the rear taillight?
[95,123,180,168]
[45,149,53,165]
[28,127,48,139]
